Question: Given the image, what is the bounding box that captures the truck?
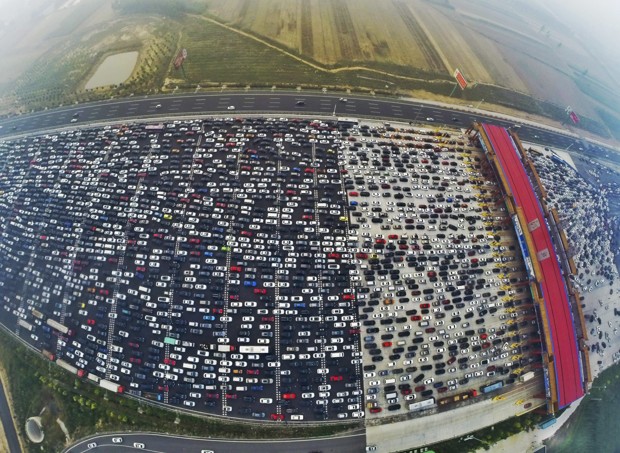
[211,344,236,352]
[46,319,74,336]
[239,346,269,354]
[17,319,33,331]
[520,371,535,382]
[409,397,436,413]
[56,359,78,375]
[31,309,44,319]
[164,337,180,346]
[99,379,124,393]
[481,381,504,394]
[41,349,55,361]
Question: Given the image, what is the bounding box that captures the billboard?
[569,111,580,124]
[454,68,468,90]
[565,106,580,124]
[173,48,187,70]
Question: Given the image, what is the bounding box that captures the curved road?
[0,380,20,453]
[65,430,366,453]
[0,91,587,151]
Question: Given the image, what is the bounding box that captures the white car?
[134,443,145,449]
[227,105,236,110]
[87,443,97,449]
[112,437,123,443]
[155,104,162,109]
[426,117,435,122]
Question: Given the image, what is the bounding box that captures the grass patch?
[545,362,620,453]
[403,410,548,453]
[0,328,355,453]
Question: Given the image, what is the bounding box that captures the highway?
[65,430,366,453]
[0,91,587,151]
[0,380,21,453]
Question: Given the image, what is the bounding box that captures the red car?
[343,294,355,301]
[225,393,238,399]
[86,319,96,325]
[247,369,260,375]
[349,191,359,196]
[388,234,399,239]
[206,393,219,399]
[327,252,340,259]
[330,375,343,382]
[382,341,393,348]
[270,413,285,421]
[129,357,142,364]
[420,303,430,309]
[164,358,176,365]
[370,407,382,413]
[282,393,296,400]
[401,388,412,395]
[375,238,386,244]
[254,288,267,295]
[230,266,242,272]
[356,252,368,259]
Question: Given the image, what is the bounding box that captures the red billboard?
[173,48,187,70]
[454,69,468,90]
[569,111,580,124]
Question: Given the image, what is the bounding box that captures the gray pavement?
[0,380,22,453]
[65,430,366,453]
[366,378,545,452]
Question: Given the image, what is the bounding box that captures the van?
[384,378,396,385]
[182,363,197,370]
[386,392,398,400]
[330,352,344,358]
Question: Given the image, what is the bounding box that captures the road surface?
[0,92,587,152]
[65,430,366,453]
[0,380,22,453]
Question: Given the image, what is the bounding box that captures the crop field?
[201,0,620,128]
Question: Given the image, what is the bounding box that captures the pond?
[85,51,139,89]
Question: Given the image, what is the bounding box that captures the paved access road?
[65,430,366,453]
[0,92,584,151]
[0,380,21,453]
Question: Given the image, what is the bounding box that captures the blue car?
[243,280,257,287]
[203,315,216,321]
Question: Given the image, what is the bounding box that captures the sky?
[540,0,620,60]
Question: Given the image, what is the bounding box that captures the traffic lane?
[0,380,21,453]
[0,92,581,150]
[66,431,366,453]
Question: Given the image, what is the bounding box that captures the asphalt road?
[65,430,366,453]
[0,380,21,453]
[0,92,587,151]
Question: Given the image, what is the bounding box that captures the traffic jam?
[0,116,542,422]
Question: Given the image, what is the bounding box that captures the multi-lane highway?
[0,92,586,151]
[65,430,366,453]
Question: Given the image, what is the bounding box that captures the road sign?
[454,69,468,90]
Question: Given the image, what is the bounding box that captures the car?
[339,98,348,102]
[426,117,435,122]
[155,104,162,109]
[227,105,236,110]
[70,118,78,123]
[112,437,123,443]
[201,450,215,453]
[133,443,145,449]
[87,443,97,449]
[296,101,305,106]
